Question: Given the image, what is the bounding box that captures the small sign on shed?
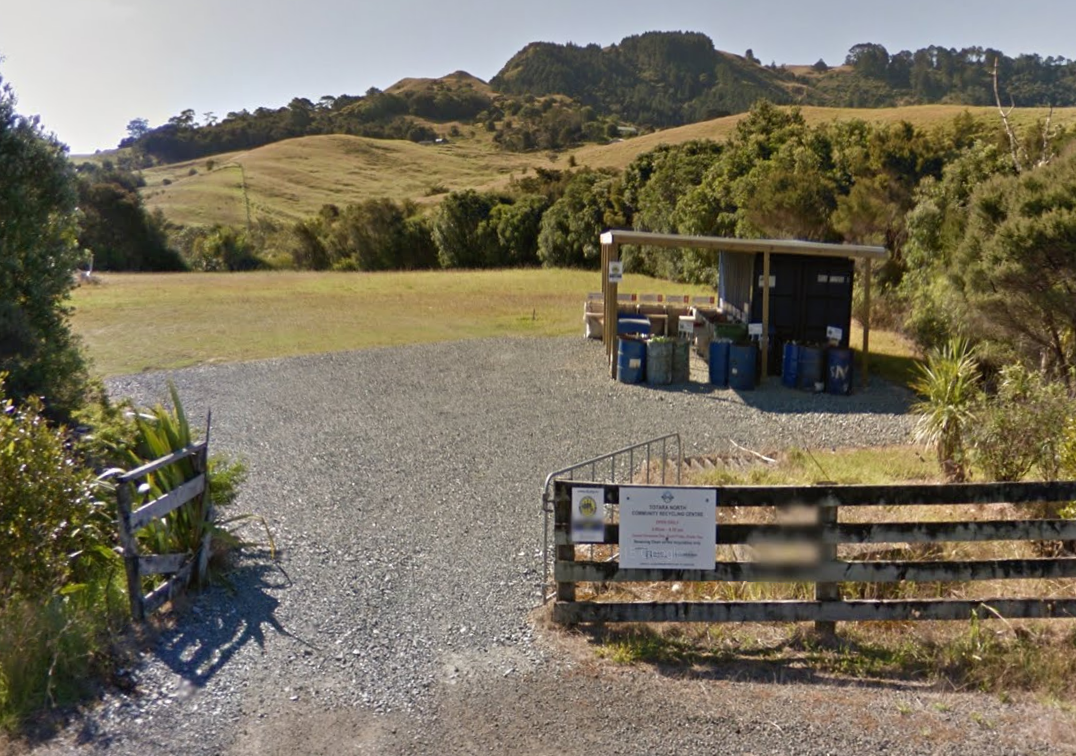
[608,261,624,284]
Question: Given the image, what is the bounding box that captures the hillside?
[491,32,795,126]
[141,132,547,226]
[120,31,1076,170]
[139,104,1076,228]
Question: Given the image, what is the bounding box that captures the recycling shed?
[597,230,888,382]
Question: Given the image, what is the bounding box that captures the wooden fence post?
[115,482,145,622]
[194,441,213,586]
[815,497,839,639]
[554,484,577,617]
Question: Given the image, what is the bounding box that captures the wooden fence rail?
[552,480,1076,628]
[115,440,211,621]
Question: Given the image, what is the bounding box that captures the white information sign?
[826,325,843,342]
[608,261,624,284]
[571,487,606,543]
[619,487,716,570]
[747,322,763,337]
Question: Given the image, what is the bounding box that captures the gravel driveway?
[29,337,1075,754]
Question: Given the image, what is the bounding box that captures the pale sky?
[2,0,1075,154]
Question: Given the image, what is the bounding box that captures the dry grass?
[69,268,714,376]
[140,132,553,227]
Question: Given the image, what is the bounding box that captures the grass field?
[70,269,715,376]
[71,268,919,384]
[137,105,1076,229]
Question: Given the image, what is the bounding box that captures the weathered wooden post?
[115,481,145,621]
[815,492,839,639]
[554,485,576,620]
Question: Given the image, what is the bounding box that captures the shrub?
[0,385,107,600]
[0,380,122,729]
[969,364,1071,481]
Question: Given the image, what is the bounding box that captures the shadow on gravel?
[577,625,931,693]
[151,555,297,688]
[636,377,913,418]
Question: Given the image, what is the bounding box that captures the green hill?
[491,32,796,126]
[138,104,1076,228]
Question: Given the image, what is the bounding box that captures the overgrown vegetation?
[0,70,250,732]
[0,382,121,729]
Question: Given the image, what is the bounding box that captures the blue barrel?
[797,346,824,391]
[617,337,646,384]
[617,338,646,384]
[781,342,800,388]
[708,340,730,387]
[826,348,853,395]
[728,344,757,391]
[617,317,651,337]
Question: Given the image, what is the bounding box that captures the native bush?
[0,380,124,729]
[968,364,1071,481]
[0,383,108,600]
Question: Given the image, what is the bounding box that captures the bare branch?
[994,57,1024,173]
[1039,103,1055,168]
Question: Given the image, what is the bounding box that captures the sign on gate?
[570,486,606,543]
[619,487,716,569]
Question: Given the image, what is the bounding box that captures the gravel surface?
[25,337,1075,755]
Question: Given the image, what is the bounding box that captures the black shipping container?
[749,254,854,372]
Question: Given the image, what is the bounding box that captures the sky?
[3,0,1076,155]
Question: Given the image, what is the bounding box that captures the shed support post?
[862,259,871,389]
[761,251,771,380]
[603,242,619,379]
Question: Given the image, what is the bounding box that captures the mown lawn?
[70,268,715,376]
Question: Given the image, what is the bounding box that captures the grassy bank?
[70,269,714,376]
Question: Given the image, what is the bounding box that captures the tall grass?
[0,564,128,731]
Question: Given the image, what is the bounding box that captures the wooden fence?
[553,480,1076,627]
[114,440,212,621]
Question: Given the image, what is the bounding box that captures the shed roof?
[598,230,887,261]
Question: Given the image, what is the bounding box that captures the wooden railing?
[552,480,1076,628]
[114,441,211,621]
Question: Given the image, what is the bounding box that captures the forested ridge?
[122,31,1076,164]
